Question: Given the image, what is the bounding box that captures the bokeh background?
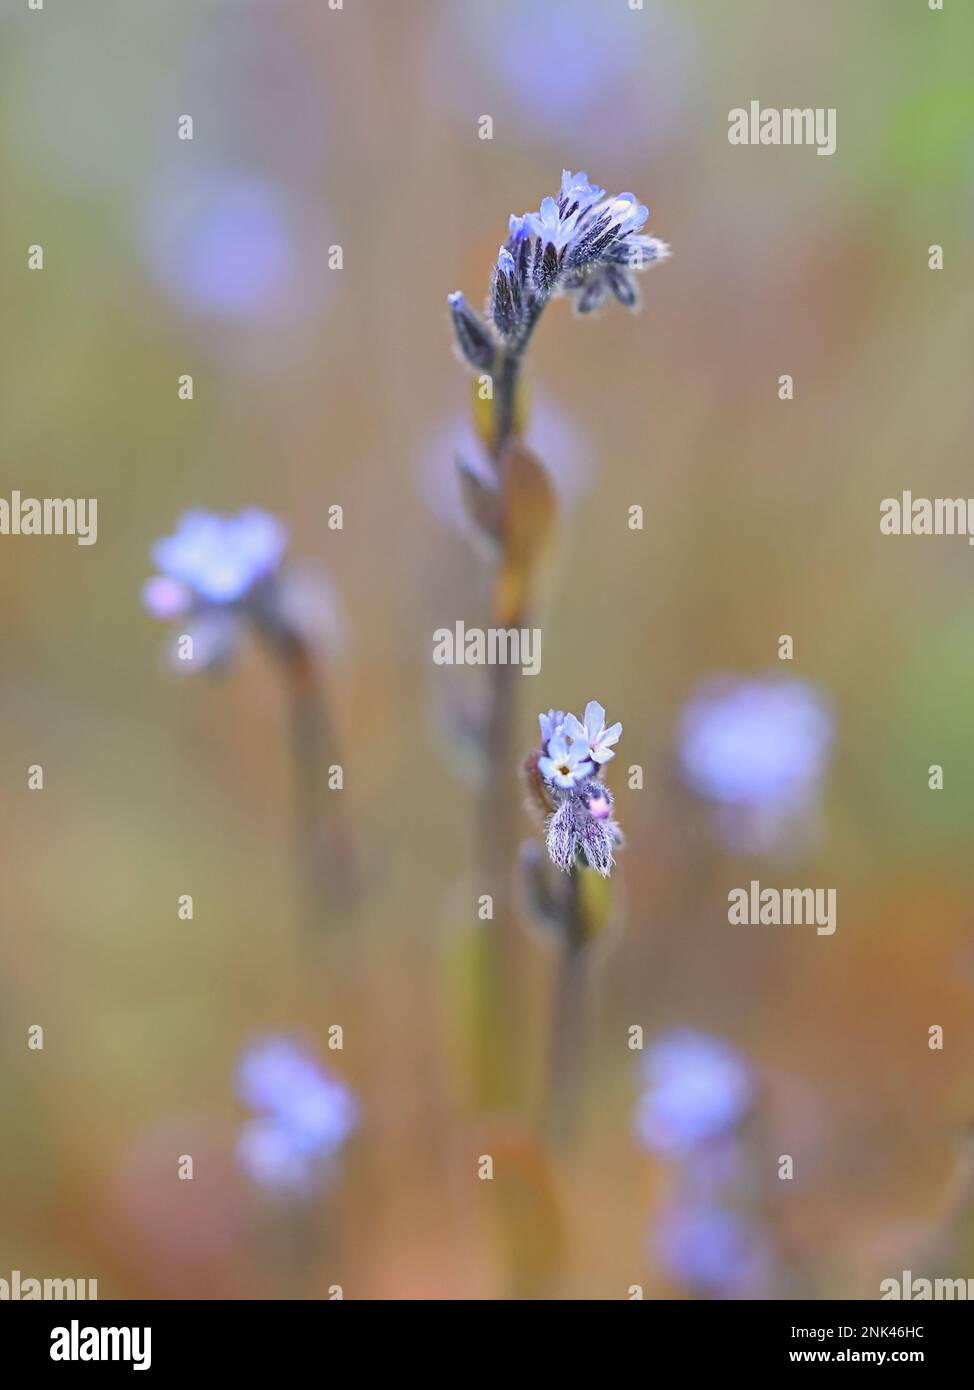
[2,0,973,1300]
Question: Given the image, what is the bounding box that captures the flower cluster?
[235,1036,358,1196]
[530,701,623,877]
[448,169,669,364]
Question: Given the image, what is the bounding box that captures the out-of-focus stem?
[544,870,589,1146]
[265,623,356,934]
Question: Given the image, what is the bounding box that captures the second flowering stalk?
[522,702,625,1142]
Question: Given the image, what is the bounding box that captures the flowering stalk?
[447,173,667,1106]
[523,703,624,1142]
[450,169,669,468]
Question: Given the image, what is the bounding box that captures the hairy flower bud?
[546,799,579,872]
[578,814,614,876]
[490,248,521,340]
[447,290,497,372]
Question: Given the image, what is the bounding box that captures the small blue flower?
[235,1036,358,1196]
[148,508,288,606]
[538,731,595,788]
[524,195,581,252]
[564,700,622,765]
[538,708,566,749]
[634,1030,753,1154]
[559,169,605,215]
[508,213,529,242]
[598,192,650,238]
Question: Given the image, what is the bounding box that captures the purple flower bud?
[490,248,521,340]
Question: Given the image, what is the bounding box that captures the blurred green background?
[1,0,973,1299]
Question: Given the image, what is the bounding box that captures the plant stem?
[474,346,527,1107]
[492,349,521,465]
[544,870,588,1146]
[263,622,355,934]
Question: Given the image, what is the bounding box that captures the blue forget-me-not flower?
[564,699,623,766]
[538,731,594,789]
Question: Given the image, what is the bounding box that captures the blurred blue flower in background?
[429,0,699,153]
[634,1029,753,1154]
[652,1202,771,1298]
[141,169,296,321]
[235,1036,358,1196]
[143,508,342,675]
[678,676,834,853]
[143,508,288,674]
[146,509,288,608]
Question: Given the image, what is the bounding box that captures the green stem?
[492,349,521,465]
